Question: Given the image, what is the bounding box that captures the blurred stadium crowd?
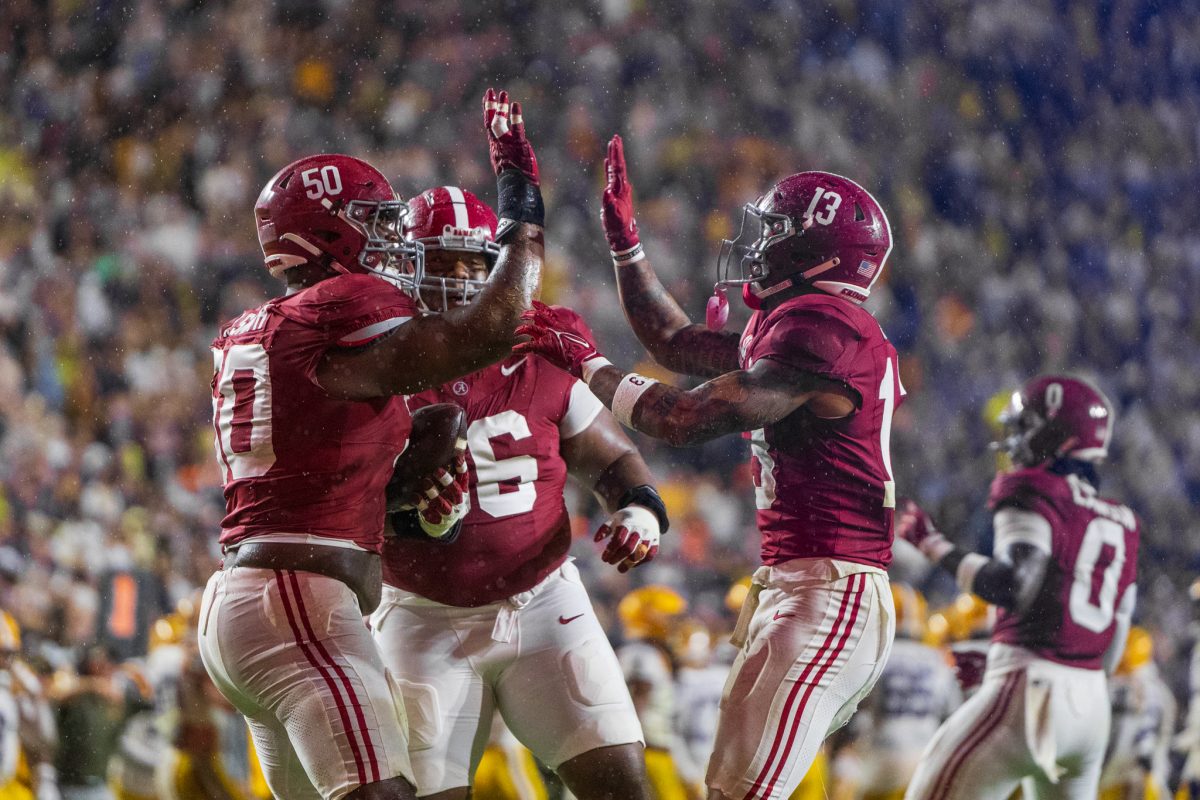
[1,0,1199,796]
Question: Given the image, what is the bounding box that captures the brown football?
[385,403,467,512]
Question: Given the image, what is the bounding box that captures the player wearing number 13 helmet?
[370,185,666,800]
[516,137,901,799]
[199,90,547,800]
[897,374,1139,800]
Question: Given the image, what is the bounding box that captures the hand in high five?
[483,88,539,184]
[601,135,643,264]
[513,301,608,379]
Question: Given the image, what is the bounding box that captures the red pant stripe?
[274,569,369,786]
[744,573,862,799]
[285,569,381,783]
[930,670,1021,800]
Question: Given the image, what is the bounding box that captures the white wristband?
[611,243,645,266]
[581,356,612,384]
[956,552,990,594]
[612,373,658,428]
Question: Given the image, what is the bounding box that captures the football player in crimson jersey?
[198,90,547,800]
[516,135,901,800]
[371,186,666,800]
[897,375,1139,800]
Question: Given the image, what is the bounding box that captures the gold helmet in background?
[618,586,688,641]
[1116,626,1153,676]
[927,593,991,646]
[725,576,753,614]
[0,610,20,653]
[890,583,929,641]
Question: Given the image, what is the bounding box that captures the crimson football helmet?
[405,186,500,311]
[997,375,1115,466]
[717,171,893,307]
[254,154,423,293]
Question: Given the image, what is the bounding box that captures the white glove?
[594,505,660,573]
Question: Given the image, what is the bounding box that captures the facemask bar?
[413,237,500,313]
[345,199,425,295]
[716,202,795,290]
[990,391,1042,464]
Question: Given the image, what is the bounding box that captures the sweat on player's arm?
[513,300,856,447]
[601,134,741,379]
[316,87,545,401]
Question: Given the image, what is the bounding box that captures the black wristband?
[496,169,544,231]
[618,484,669,534]
[386,511,463,546]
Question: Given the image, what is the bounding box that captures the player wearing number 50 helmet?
[898,375,1139,800]
[516,136,901,800]
[199,89,546,800]
[371,186,664,800]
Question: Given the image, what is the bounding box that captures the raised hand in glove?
[513,301,609,380]
[595,505,660,573]
[601,134,643,264]
[483,88,539,184]
[896,499,953,561]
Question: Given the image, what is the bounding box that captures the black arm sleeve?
[936,542,1050,611]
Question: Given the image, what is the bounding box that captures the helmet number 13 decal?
[301,165,343,200]
[805,188,843,226]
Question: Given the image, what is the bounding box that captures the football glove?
[595,505,660,573]
[483,88,539,184]
[398,450,471,540]
[513,301,607,380]
[896,498,954,561]
[601,134,643,264]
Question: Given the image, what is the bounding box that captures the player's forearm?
[928,543,1048,612]
[592,451,656,513]
[451,222,544,357]
[588,365,742,447]
[615,260,738,378]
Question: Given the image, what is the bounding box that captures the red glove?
[601,135,643,263]
[513,301,608,379]
[896,499,953,561]
[483,88,539,185]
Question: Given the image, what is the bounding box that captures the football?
[385,403,468,512]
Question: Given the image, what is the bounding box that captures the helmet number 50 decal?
[301,165,343,200]
[804,188,843,226]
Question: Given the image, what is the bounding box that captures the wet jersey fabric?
[738,293,903,568]
[987,467,1139,669]
[383,355,598,606]
[212,273,416,553]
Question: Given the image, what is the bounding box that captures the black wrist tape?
[618,484,670,533]
[496,169,544,230]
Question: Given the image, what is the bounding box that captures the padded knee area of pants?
[389,674,438,752]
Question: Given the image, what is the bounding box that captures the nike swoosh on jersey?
[558,613,584,625]
[773,611,795,621]
[500,358,527,377]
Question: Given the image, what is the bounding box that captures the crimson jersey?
[739,293,903,569]
[382,355,601,606]
[987,467,1139,670]
[211,273,416,553]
